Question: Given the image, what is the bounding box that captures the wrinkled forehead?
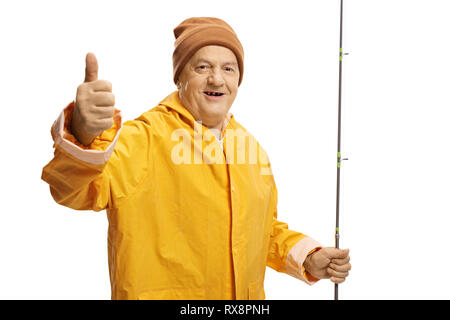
[189,45,239,67]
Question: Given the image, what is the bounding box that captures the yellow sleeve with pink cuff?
[51,101,122,163]
[41,101,122,211]
[285,236,323,285]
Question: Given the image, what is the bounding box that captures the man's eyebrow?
[224,61,238,67]
[194,59,238,67]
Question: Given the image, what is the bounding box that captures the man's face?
[177,45,240,130]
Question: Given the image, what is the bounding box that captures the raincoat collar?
[158,91,234,135]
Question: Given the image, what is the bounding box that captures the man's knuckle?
[100,80,113,91]
[77,83,88,92]
[99,118,113,130]
[104,93,114,105]
[76,94,89,104]
[102,108,114,117]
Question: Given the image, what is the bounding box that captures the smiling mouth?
[203,91,225,97]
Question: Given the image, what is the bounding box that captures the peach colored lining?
[285,237,323,285]
[222,112,232,133]
[52,102,122,165]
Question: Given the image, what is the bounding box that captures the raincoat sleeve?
[266,179,323,285]
[41,101,151,211]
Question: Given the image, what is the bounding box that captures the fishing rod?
[335,0,349,301]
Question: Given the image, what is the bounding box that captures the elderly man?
[42,17,351,300]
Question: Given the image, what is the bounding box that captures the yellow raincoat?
[42,91,321,300]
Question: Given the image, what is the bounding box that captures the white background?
[0,0,449,300]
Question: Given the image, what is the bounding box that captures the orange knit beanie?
[172,17,244,86]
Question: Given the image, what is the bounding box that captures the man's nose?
[208,69,225,86]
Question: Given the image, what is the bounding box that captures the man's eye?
[225,67,234,72]
[198,65,208,70]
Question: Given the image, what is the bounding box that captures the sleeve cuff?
[285,236,322,285]
[51,101,122,165]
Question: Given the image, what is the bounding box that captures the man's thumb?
[84,52,98,82]
[326,247,349,259]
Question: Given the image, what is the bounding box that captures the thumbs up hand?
[71,53,115,146]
